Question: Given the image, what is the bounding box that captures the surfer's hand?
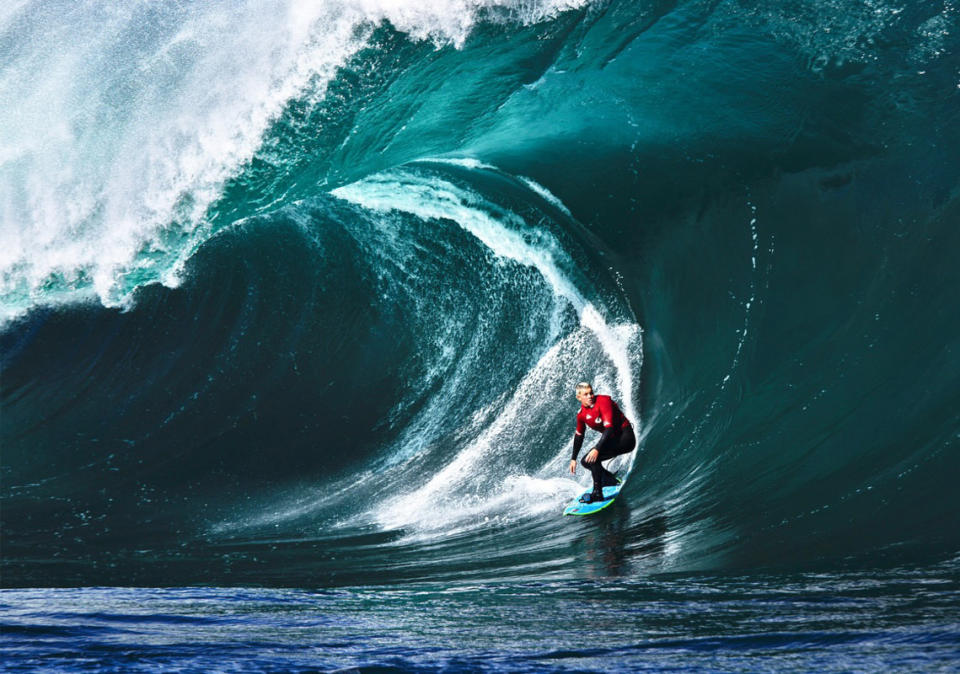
[569,459,577,475]
[584,449,599,465]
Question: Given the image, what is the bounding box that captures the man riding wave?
[569,381,636,503]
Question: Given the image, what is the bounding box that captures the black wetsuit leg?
[581,425,636,494]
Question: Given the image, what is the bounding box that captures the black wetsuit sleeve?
[571,433,584,461]
[597,426,615,449]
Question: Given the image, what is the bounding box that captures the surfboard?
[563,483,622,516]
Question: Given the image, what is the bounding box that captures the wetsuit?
[572,395,635,496]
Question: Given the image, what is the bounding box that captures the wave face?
[2,0,959,586]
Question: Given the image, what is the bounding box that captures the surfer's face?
[577,387,595,407]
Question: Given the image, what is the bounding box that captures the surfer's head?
[575,382,595,407]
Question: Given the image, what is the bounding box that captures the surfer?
[569,382,635,503]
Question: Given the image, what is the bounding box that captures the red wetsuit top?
[572,395,631,460]
[575,395,630,436]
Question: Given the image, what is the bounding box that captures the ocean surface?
[2,0,959,671]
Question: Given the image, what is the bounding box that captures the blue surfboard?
[563,483,622,516]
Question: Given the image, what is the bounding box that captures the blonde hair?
[575,381,593,394]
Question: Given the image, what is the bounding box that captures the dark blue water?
[2,0,959,670]
[4,565,960,672]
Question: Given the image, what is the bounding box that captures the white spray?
[0,0,590,322]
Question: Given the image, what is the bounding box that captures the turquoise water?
[2,0,959,669]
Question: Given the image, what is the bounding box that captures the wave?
[0,0,590,321]
[2,0,959,585]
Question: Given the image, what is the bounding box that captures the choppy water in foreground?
[4,564,960,672]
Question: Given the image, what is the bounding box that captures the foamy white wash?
[0,0,589,322]
[332,167,642,534]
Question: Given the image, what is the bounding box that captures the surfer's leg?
[580,454,604,497]
[582,427,637,500]
[595,426,636,484]
[581,456,605,497]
